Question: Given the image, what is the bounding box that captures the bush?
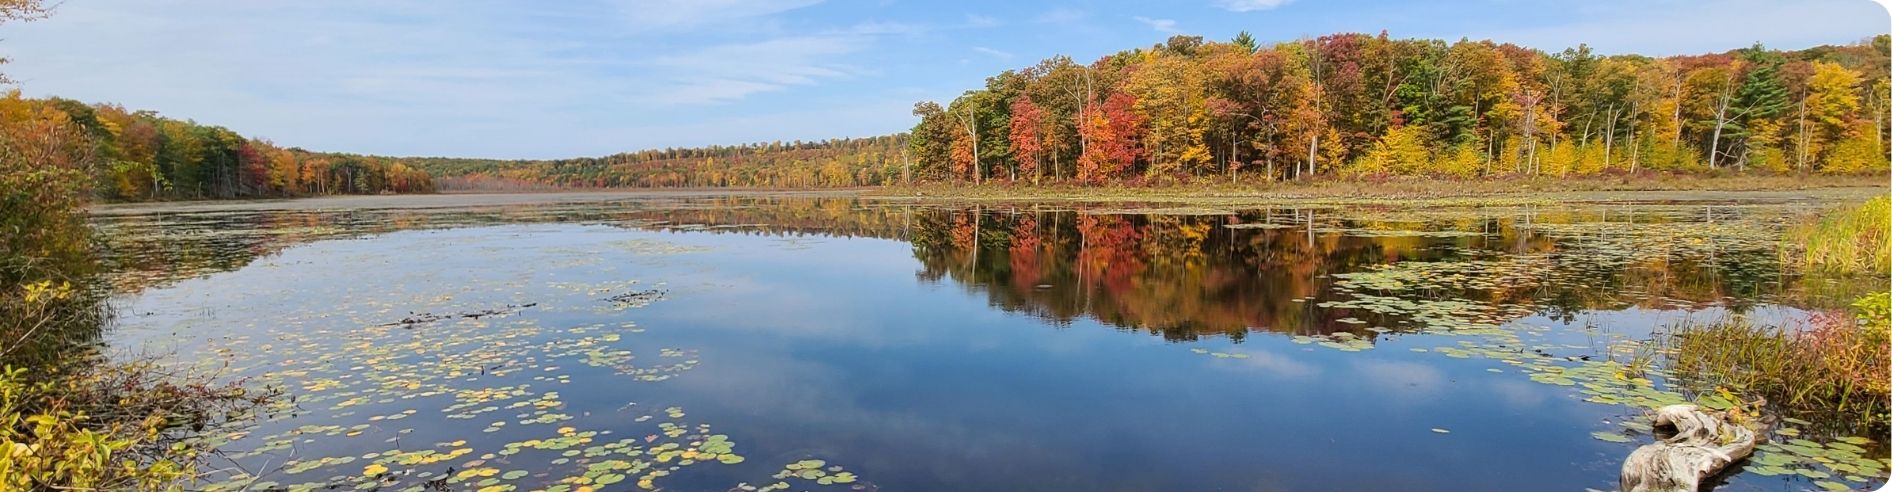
[1,89,269,490]
[1,91,103,369]
[0,363,267,491]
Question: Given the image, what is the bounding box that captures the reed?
[1783,196,1891,275]
[1664,292,1892,430]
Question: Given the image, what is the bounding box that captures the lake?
[89,194,1888,492]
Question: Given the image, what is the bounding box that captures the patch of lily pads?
[107,229,872,492]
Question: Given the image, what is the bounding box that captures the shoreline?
[89,176,1888,215]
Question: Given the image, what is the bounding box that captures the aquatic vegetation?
[1188,347,1251,358]
[1664,293,1892,429]
[1783,196,1891,274]
[76,227,875,492]
[731,459,862,490]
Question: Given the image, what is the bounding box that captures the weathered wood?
[1620,404,1758,492]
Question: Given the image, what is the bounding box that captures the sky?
[1,0,1888,159]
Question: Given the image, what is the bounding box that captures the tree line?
[908,32,1891,183]
[2,92,435,202]
[410,135,911,190]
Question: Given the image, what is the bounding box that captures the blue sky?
[2,0,1887,159]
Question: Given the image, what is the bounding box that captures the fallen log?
[1620,404,1758,492]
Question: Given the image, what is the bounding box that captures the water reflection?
[88,197,1884,492]
[98,198,1817,339]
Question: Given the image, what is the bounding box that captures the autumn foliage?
[909,32,1892,183]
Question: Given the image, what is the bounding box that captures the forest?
[906,32,1891,183]
[1,91,434,202]
[412,135,910,190]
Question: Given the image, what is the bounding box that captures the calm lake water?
[91,196,1887,492]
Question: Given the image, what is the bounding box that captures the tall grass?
[1782,196,1891,275]
[1665,292,1891,429]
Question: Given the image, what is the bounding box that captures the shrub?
[0,364,264,491]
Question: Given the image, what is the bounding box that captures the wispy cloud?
[964,14,1001,28]
[1035,7,1087,24]
[837,20,929,36]
[970,46,1014,60]
[1215,0,1296,12]
[646,35,866,104]
[1468,0,1887,55]
[1132,16,1180,33]
[615,0,824,31]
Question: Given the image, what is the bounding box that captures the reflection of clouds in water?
[661,348,1070,477]
[660,280,882,340]
[1352,359,1446,400]
[1209,348,1322,378]
[1487,379,1550,409]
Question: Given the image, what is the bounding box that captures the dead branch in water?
[1620,404,1758,492]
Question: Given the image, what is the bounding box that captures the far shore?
[90,175,1887,215]
[87,189,865,215]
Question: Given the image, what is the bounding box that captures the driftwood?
[1620,404,1758,492]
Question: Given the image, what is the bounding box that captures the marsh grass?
[1664,293,1892,430]
[1783,196,1891,275]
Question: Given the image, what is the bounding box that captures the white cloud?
[1217,0,1296,11]
[650,36,859,84]
[971,46,1014,60]
[614,0,824,31]
[1466,0,1886,55]
[964,14,1000,28]
[650,78,786,105]
[839,20,930,36]
[1132,16,1180,33]
[1035,8,1086,24]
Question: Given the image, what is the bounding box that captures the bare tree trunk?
[956,109,981,184]
[1603,104,1618,169]
[1795,96,1810,171]
[1306,132,1318,178]
[1707,75,1736,169]
[1620,405,1756,492]
[1522,94,1539,175]
[1485,127,1494,176]
[1671,78,1684,145]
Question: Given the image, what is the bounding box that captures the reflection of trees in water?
[910,206,1799,342]
[93,197,925,294]
[912,207,1477,341]
[94,198,1808,345]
